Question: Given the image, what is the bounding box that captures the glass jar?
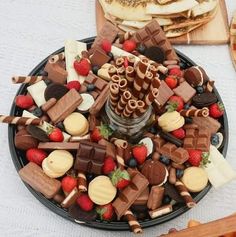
[103,101,154,143]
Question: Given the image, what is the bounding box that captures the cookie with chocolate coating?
[192,92,217,108]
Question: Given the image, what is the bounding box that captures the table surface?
[0,1,236,236]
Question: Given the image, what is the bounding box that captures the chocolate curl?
[143,88,159,110]
[118,78,128,92]
[0,115,43,126]
[49,52,65,64]
[206,80,215,93]
[108,65,118,77]
[123,100,138,118]
[115,57,124,68]
[125,66,135,87]
[150,77,161,91]
[175,180,196,208]
[117,66,125,76]
[12,76,46,84]
[124,210,143,234]
[127,55,135,67]
[111,138,128,149]
[133,100,146,118]
[111,75,121,84]
[115,90,132,116]
[109,83,120,110]
[180,107,209,117]
[78,172,87,192]
[139,71,153,100]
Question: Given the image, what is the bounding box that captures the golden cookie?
[88,176,117,205]
[63,112,89,136]
[182,167,208,192]
[42,158,65,178]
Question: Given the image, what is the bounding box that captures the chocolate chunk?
[14,129,39,150]
[192,92,218,108]
[144,46,166,63]
[90,49,111,67]
[27,125,50,142]
[164,182,184,203]
[44,83,69,101]
[173,81,196,103]
[68,204,97,222]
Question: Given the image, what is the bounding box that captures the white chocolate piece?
[65,40,87,83]
[88,176,117,205]
[27,80,47,107]
[22,110,71,141]
[98,63,113,81]
[77,93,95,112]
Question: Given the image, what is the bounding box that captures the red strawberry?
[61,176,77,193]
[26,148,47,165]
[74,58,91,76]
[165,76,178,89]
[209,102,224,118]
[166,96,184,112]
[187,150,210,167]
[123,40,136,52]
[101,39,112,53]
[66,81,81,91]
[169,68,182,77]
[102,156,117,175]
[96,203,114,221]
[132,144,147,165]
[77,194,94,212]
[90,124,113,142]
[15,95,34,109]
[111,168,130,190]
[47,127,64,142]
[171,128,185,139]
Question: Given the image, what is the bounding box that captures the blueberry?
[179,62,186,70]
[128,157,137,168]
[184,104,190,110]
[176,169,184,179]
[38,70,48,76]
[211,133,219,146]
[107,52,114,60]
[162,195,171,205]
[86,173,94,182]
[185,117,193,124]
[137,43,146,54]
[159,155,171,165]
[44,79,52,85]
[196,86,204,94]
[148,126,157,134]
[56,122,65,131]
[87,84,96,92]
[92,65,100,75]
[32,107,43,117]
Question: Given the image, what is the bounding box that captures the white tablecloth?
[0,1,236,236]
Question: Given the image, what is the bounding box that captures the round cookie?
[192,92,218,108]
[182,167,208,193]
[63,112,89,136]
[44,83,68,101]
[42,158,65,178]
[77,93,95,113]
[144,46,166,63]
[88,176,117,205]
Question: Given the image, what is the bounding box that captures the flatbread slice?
[191,0,218,17]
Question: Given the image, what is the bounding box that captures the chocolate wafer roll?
[108,65,117,77]
[109,83,120,110]
[118,78,128,93]
[133,100,146,118]
[123,100,138,118]
[150,77,161,91]
[115,57,124,68]
[127,55,135,67]
[139,71,153,100]
[157,64,168,74]
[143,88,159,110]
[180,107,209,117]
[12,76,46,84]
[111,138,128,149]
[116,146,125,169]
[115,91,132,116]
[149,64,158,78]
[167,65,180,70]
[206,80,215,93]
[125,66,135,87]
[49,52,65,64]
[0,115,43,126]
[124,210,143,234]
[117,66,125,76]
[163,60,178,66]
[78,172,87,192]
[117,32,134,44]
[175,180,196,208]
[111,75,121,84]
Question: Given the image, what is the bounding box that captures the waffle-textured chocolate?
[74,141,106,175]
[183,124,210,152]
[154,137,189,164]
[132,20,179,62]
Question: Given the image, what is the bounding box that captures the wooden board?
[96,0,229,45]
[230,12,236,70]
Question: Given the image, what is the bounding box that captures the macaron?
[63,112,89,136]
[88,176,117,205]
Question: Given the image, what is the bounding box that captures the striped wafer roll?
[0,115,43,126]
[115,91,132,116]
[118,78,128,92]
[111,138,128,149]
[180,107,209,117]
[206,80,215,93]
[117,66,125,76]
[163,60,178,66]
[139,71,153,100]
[108,65,117,77]
[49,52,65,64]
[117,32,134,44]
[150,76,161,91]
[111,75,121,84]
[115,57,124,68]
[127,55,135,67]
[125,66,135,87]
[133,100,146,118]
[167,65,180,70]
[109,83,120,110]
[143,88,159,110]
[124,210,143,234]
[149,64,158,78]
[157,64,168,74]
[175,180,196,208]
[12,76,46,84]
[123,100,138,118]
[77,172,87,192]
[116,146,125,169]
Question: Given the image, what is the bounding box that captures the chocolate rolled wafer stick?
[124,210,143,234]
[157,64,168,74]
[139,71,153,99]
[163,60,179,66]
[115,57,124,68]
[175,180,196,208]
[78,172,87,192]
[108,65,117,77]
[115,90,132,116]
[118,78,128,92]
[180,107,209,117]
[150,76,161,91]
[206,80,215,93]
[123,100,138,118]
[125,66,135,87]
[0,115,43,126]
[49,52,65,64]
[149,64,158,77]
[167,65,180,70]
[111,75,121,84]
[117,66,125,76]
[117,32,134,44]
[116,146,125,169]
[127,55,135,67]
[12,76,46,84]
[143,88,159,110]
[133,100,146,118]
[111,138,128,149]
[109,83,120,110]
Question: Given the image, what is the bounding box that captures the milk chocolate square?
[90,49,111,67]
[155,81,174,107]
[173,81,196,103]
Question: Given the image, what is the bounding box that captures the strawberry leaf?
[200,152,211,168]
[99,124,113,139]
[166,101,178,112]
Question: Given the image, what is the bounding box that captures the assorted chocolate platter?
[4,20,235,234]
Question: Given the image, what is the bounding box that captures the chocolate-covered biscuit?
[144,46,166,63]
[27,125,50,142]
[44,83,68,101]
[192,92,218,108]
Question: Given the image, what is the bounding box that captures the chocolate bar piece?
[173,81,196,103]
[155,81,174,107]
[154,136,189,164]
[74,141,106,175]
[61,187,79,208]
[133,187,149,205]
[19,162,61,199]
[132,20,179,61]
[149,204,173,219]
[38,142,80,150]
[90,48,111,67]
[112,172,149,220]
[147,186,164,210]
[47,89,83,124]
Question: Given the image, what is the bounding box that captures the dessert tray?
[5,20,234,234]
